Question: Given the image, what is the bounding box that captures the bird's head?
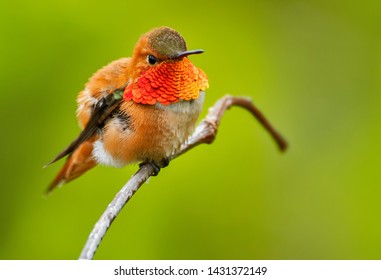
[124,27,208,105]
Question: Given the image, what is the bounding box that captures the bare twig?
[78,95,288,260]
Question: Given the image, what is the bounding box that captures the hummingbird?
[46,26,208,193]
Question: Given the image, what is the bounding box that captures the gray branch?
[78,95,288,260]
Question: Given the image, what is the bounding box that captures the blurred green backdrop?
[0,0,380,259]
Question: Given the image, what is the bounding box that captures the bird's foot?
[159,157,170,168]
[139,161,161,176]
[139,158,170,176]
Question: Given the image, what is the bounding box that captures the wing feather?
[45,90,124,166]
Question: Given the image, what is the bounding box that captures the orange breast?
[101,94,204,165]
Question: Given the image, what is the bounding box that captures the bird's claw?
[139,161,161,176]
[139,158,170,176]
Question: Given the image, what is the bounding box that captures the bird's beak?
[173,49,204,59]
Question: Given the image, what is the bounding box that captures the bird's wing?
[45,89,124,167]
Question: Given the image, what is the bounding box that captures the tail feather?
[46,141,97,194]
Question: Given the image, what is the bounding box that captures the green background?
[0,0,380,259]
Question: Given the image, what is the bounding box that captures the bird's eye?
[147,54,157,65]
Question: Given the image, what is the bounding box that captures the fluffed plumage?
[46,26,208,194]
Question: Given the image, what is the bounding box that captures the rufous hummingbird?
[46,26,208,193]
